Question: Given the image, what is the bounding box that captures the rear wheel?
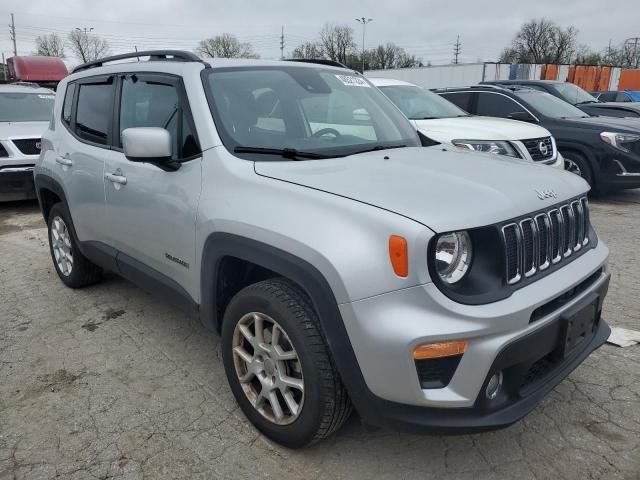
[47,203,102,288]
[221,278,351,447]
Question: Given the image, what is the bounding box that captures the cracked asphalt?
[1,192,639,480]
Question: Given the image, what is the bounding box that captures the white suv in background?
[0,83,55,201]
[369,78,564,169]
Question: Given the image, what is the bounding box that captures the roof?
[7,56,68,82]
[483,80,562,85]
[0,83,55,95]
[368,77,417,87]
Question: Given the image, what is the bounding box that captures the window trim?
[112,72,201,162]
[61,74,116,150]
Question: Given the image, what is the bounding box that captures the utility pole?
[355,17,373,73]
[75,27,94,34]
[626,37,640,68]
[280,26,285,60]
[9,13,17,57]
[453,35,462,65]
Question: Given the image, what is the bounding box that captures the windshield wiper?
[349,144,407,155]
[234,146,332,160]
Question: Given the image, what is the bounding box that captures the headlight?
[600,131,640,153]
[451,140,520,158]
[434,231,472,284]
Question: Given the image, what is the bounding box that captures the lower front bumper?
[355,315,610,433]
[0,167,36,201]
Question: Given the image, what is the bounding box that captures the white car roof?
[368,77,418,88]
[0,83,54,95]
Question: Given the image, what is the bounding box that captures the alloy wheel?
[232,312,304,425]
[51,216,73,276]
[564,158,583,177]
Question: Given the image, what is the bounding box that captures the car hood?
[254,146,588,232]
[562,115,640,131]
[413,116,550,141]
[0,121,49,140]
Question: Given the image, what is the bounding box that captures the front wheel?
[221,278,351,448]
[562,151,594,188]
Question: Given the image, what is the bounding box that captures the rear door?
[103,73,202,295]
[55,76,114,244]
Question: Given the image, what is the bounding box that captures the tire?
[47,202,102,288]
[562,151,595,189]
[221,278,352,448]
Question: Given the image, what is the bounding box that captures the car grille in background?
[522,136,554,162]
[501,197,590,284]
[12,138,41,156]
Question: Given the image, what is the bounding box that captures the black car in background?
[481,80,640,119]
[435,85,640,193]
[592,91,639,103]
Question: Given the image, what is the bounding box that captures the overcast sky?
[1,0,638,65]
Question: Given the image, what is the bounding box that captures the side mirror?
[122,127,177,169]
[508,111,537,123]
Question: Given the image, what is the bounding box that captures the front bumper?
[598,148,640,190]
[338,240,610,431]
[0,165,36,201]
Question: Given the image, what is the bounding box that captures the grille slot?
[500,197,590,285]
[522,136,554,162]
[11,138,41,156]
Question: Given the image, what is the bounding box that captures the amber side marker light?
[389,235,408,277]
[413,340,468,360]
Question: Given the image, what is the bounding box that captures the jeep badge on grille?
[536,189,558,200]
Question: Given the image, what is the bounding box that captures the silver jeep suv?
[35,51,611,447]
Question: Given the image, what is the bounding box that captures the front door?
[103,73,202,297]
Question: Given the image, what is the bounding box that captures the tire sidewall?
[47,203,80,286]
[221,285,327,448]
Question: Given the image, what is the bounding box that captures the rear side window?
[598,92,616,102]
[118,76,199,159]
[62,83,76,126]
[476,92,524,118]
[439,91,474,112]
[75,83,113,145]
[616,93,631,102]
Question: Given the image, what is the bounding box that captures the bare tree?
[499,19,578,64]
[68,30,110,63]
[291,41,324,59]
[366,43,421,70]
[196,34,258,58]
[35,33,66,58]
[319,23,356,64]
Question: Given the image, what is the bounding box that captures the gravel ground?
[1,192,639,480]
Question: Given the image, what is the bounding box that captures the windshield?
[515,91,588,119]
[379,85,468,119]
[0,92,55,122]
[203,67,420,159]
[552,83,598,105]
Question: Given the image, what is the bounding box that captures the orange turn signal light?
[389,235,408,277]
[413,340,468,360]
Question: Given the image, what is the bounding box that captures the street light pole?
[355,17,372,73]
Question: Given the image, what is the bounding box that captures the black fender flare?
[199,232,372,410]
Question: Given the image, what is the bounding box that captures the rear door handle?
[55,155,73,167]
[105,172,127,185]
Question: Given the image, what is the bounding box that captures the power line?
[453,35,461,64]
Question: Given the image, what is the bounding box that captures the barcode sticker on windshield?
[38,94,55,99]
[335,75,370,87]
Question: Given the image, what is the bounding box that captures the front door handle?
[105,172,127,185]
[55,155,73,167]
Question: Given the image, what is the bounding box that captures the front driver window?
[476,93,524,118]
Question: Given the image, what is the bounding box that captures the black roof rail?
[72,50,208,73]
[283,58,350,69]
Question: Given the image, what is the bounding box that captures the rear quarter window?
[439,91,474,112]
[62,83,76,126]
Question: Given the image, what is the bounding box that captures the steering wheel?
[311,128,342,140]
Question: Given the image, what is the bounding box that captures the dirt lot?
[1,192,639,480]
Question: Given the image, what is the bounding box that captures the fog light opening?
[486,371,503,400]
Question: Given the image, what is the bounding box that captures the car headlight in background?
[434,231,472,284]
[600,132,640,153]
[451,140,520,158]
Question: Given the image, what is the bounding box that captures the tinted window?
[476,92,525,118]
[119,76,198,159]
[62,83,76,126]
[616,93,632,102]
[0,92,55,122]
[75,83,113,145]
[598,92,616,102]
[438,91,474,112]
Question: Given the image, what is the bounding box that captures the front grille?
[11,138,41,156]
[502,197,590,284]
[522,136,554,162]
